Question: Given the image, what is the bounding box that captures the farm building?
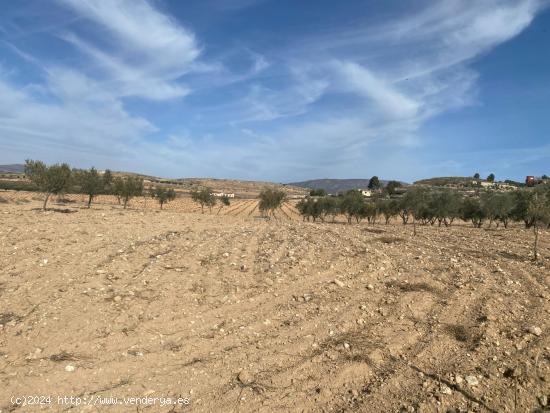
[480,181,495,188]
[212,192,235,198]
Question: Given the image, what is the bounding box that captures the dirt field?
[1,194,550,412]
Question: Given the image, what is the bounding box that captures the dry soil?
[1,194,549,412]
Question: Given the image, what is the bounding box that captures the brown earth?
[1,193,549,413]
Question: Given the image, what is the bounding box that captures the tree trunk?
[43,193,51,210]
[124,198,128,209]
[87,194,93,208]
[413,216,417,236]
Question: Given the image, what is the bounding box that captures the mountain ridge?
[0,164,25,173]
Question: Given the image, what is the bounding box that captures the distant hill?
[414,176,475,186]
[288,178,407,194]
[0,164,25,173]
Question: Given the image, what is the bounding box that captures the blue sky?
[0,0,549,183]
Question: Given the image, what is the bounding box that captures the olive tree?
[340,190,365,224]
[191,188,216,213]
[319,196,340,222]
[102,169,113,194]
[379,199,400,224]
[76,167,106,208]
[150,186,176,209]
[113,176,144,209]
[309,189,327,197]
[511,190,535,228]
[398,196,410,225]
[482,192,514,228]
[258,188,286,218]
[297,196,341,223]
[401,187,430,235]
[217,195,231,215]
[296,197,322,222]
[24,159,72,210]
[429,190,461,227]
[363,201,379,225]
[385,180,401,196]
[460,197,485,228]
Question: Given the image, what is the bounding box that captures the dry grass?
[0,312,21,325]
[385,280,440,294]
[49,351,80,362]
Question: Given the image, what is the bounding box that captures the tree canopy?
[150,186,176,209]
[25,159,72,210]
[191,188,216,213]
[368,176,381,190]
[113,176,144,209]
[76,167,107,208]
[258,188,286,217]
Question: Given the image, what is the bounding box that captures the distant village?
[292,174,550,200]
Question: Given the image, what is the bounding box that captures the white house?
[480,181,495,188]
[212,192,235,198]
[361,189,372,197]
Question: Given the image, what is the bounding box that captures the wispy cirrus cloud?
[0,0,548,181]
[57,0,201,100]
[331,60,419,119]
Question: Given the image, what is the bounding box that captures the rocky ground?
[0,195,549,412]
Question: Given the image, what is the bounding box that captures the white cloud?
[240,77,329,122]
[57,0,200,100]
[375,0,544,80]
[332,60,419,119]
[209,69,329,124]
[0,0,547,181]
[0,71,154,165]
